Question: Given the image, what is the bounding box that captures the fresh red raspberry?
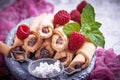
[54,10,71,25]
[77,1,87,13]
[16,24,30,40]
[70,9,81,24]
[68,32,86,51]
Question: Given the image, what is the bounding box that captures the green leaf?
[63,22,80,37]
[85,31,105,48]
[81,4,105,48]
[89,22,101,30]
[81,22,101,34]
[81,4,95,24]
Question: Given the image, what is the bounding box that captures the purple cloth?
[0,0,54,41]
[0,0,54,79]
[90,48,120,80]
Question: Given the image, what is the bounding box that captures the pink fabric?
[0,0,54,41]
[90,48,120,80]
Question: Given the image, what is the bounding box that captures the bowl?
[5,18,96,80]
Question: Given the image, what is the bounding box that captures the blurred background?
[0,0,120,54]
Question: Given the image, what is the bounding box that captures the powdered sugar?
[32,60,61,78]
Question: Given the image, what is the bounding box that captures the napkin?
[90,48,120,80]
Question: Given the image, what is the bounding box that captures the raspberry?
[16,24,30,40]
[77,1,87,13]
[68,32,86,51]
[54,10,71,25]
[70,9,81,24]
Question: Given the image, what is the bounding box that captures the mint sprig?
[63,22,80,37]
[63,4,105,48]
[81,4,105,48]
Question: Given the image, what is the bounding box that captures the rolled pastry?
[69,54,85,69]
[0,41,11,56]
[11,46,26,61]
[12,36,23,48]
[52,26,68,52]
[22,31,43,57]
[30,13,47,31]
[66,54,85,73]
[54,50,74,67]
[75,41,96,69]
[35,38,54,59]
[30,14,54,39]
[11,36,25,60]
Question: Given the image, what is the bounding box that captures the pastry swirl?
[12,36,24,48]
[69,54,85,70]
[52,26,68,52]
[70,41,96,70]
[30,14,54,39]
[30,13,47,31]
[22,31,43,57]
[35,38,54,59]
[54,49,74,67]
[10,36,25,60]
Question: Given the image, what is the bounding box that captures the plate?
[5,18,96,80]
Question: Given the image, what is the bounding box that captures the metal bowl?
[5,18,96,80]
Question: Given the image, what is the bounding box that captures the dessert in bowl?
[0,1,105,80]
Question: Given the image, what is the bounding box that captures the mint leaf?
[81,4,95,24]
[81,22,101,33]
[89,22,101,30]
[81,4,105,48]
[85,31,105,48]
[63,22,80,37]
